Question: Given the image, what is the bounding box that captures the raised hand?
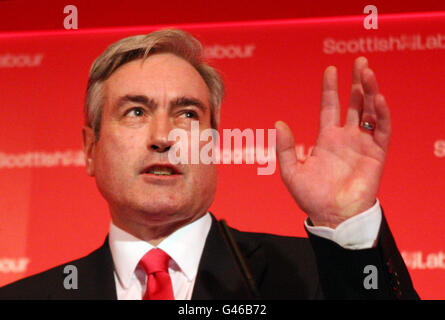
[275,57,391,228]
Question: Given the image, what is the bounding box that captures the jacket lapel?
[84,236,118,300]
[192,215,267,299]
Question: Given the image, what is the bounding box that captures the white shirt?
[108,200,382,300]
[305,199,382,249]
[109,213,212,300]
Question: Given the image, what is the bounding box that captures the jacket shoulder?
[0,239,115,300]
[230,227,314,260]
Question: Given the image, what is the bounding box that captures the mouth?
[141,164,181,177]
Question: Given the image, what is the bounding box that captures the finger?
[347,87,364,127]
[320,66,340,129]
[374,94,391,151]
[360,67,379,131]
[346,56,368,126]
[275,121,299,178]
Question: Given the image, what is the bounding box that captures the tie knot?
[139,248,170,274]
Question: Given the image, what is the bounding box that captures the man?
[0,29,418,299]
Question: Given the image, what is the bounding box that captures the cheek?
[190,164,217,194]
[94,132,142,179]
[192,136,218,191]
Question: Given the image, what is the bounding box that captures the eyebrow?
[115,94,207,113]
[115,94,156,110]
[173,96,207,113]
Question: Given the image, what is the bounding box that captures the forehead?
[103,53,210,107]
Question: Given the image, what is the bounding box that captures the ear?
[82,125,96,176]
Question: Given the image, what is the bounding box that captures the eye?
[181,110,198,119]
[125,107,145,117]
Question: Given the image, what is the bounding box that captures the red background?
[0,1,444,299]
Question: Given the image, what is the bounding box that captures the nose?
[149,113,174,153]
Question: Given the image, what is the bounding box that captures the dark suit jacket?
[0,214,419,300]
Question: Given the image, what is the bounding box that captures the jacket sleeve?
[306,212,419,299]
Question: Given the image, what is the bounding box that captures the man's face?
[83,53,217,235]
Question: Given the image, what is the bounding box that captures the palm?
[276,57,391,228]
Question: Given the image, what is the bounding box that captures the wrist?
[308,199,377,229]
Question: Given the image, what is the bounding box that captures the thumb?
[275,121,298,177]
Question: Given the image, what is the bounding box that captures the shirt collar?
[109,213,212,289]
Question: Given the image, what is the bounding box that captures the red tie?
[139,248,174,300]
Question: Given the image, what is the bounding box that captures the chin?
[136,195,190,218]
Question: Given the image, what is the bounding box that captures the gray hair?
[84,28,224,139]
